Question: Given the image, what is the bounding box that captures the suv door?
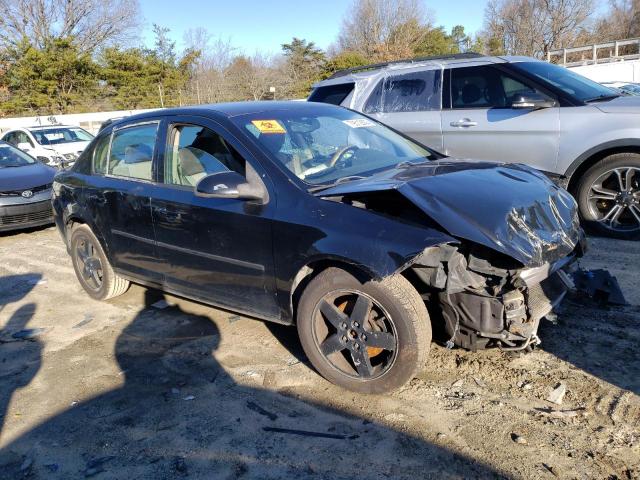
[363,68,444,150]
[151,115,280,319]
[441,65,560,172]
[84,121,162,282]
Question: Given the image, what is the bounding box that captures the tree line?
[0,0,637,117]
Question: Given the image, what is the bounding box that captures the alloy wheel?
[311,290,398,380]
[587,166,640,233]
[75,235,104,291]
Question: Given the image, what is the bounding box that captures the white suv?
[1,125,94,168]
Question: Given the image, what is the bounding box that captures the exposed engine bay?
[324,188,584,351]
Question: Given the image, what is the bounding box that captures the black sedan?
[0,141,55,232]
[52,102,585,393]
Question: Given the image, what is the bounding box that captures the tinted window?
[108,124,157,181]
[93,134,110,175]
[451,66,540,109]
[308,83,355,105]
[165,125,245,186]
[0,143,36,167]
[363,80,384,113]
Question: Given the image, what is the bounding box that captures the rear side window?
[308,83,355,106]
[93,135,110,175]
[108,123,157,181]
[363,70,442,113]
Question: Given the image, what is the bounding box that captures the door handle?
[154,207,182,223]
[450,119,478,128]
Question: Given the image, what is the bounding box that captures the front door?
[150,116,280,319]
[441,65,560,172]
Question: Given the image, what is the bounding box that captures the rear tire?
[296,267,431,394]
[576,153,640,240]
[69,224,130,300]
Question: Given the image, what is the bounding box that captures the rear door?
[150,115,280,319]
[363,67,444,150]
[441,65,560,172]
[84,121,162,282]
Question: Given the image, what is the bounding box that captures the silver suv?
[309,53,640,239]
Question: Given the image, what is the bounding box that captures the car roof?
[109,101,343,128]
[315,54,543,86]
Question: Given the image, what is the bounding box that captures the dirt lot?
[0,226,638,479]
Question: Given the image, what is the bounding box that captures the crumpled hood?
[0,162,56,191]
[319,160,581,267]
[595,95,640,114]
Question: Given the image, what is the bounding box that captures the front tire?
[296,267,431,394]
[70,224,130,300]
[576,153,640,239]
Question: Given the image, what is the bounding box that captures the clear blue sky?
[138,0,487,55]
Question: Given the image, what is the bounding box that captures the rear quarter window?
[364,70,442,113]
[308,83,355,105]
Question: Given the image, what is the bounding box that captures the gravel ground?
[0,226,638,479]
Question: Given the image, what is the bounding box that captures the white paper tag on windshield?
[342,119,375,128]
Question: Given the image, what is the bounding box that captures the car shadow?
[0,288,505,479]
[0,274,43,441]
[538,295,640,395]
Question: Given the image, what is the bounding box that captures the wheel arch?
[566,139,640,194]
[288,257,381,324]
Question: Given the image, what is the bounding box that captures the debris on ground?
[546,383,567,405]
[11,328,46,340]
[572,269,626,305]
[246,401,278,421]
[182,395,195,401]
[73,314,94,329]
[511,433,528,445]
[263,427,357,440]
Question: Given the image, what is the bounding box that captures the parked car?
[52,102,585,393]
[602,81,640,96]
[0,141,55,232]
[309,53,640,239]
[1,125,94,168]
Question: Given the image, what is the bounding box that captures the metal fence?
[547,38,640,66]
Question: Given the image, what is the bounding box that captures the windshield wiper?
[584,94,620,103]
[308,175,366,193]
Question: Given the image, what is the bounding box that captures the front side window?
[234,107,436,186]
[512,61,619,102]
[164,125,246,187]
[108,124,157,181]
[451,66,541,109]
[31,127,94,145]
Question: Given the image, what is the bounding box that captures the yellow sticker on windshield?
[251,120,286,134]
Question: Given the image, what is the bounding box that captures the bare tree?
[593,0,640,40]
[483,0,595,57]
[338,0,433,61]
[0,0,141,52]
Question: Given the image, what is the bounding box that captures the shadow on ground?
[539,295,640,395]
[0,287,505,479]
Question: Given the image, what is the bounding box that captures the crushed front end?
[408,238,585,351]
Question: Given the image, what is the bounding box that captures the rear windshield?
[308,83,355,106]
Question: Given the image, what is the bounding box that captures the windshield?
[620,84,640,96]
[233,108,436,186]
[514,61,619,102]
[31,127,94,145]
[0,143,36,168]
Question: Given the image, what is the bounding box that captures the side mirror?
[17,142,32,152]
[511,92,556,110]
[195,170,266,202]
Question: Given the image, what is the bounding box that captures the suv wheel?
[296,267,431,394]
[576,153,640,239]
[70,224,130,300]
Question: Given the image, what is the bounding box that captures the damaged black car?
[52,102,586,393]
